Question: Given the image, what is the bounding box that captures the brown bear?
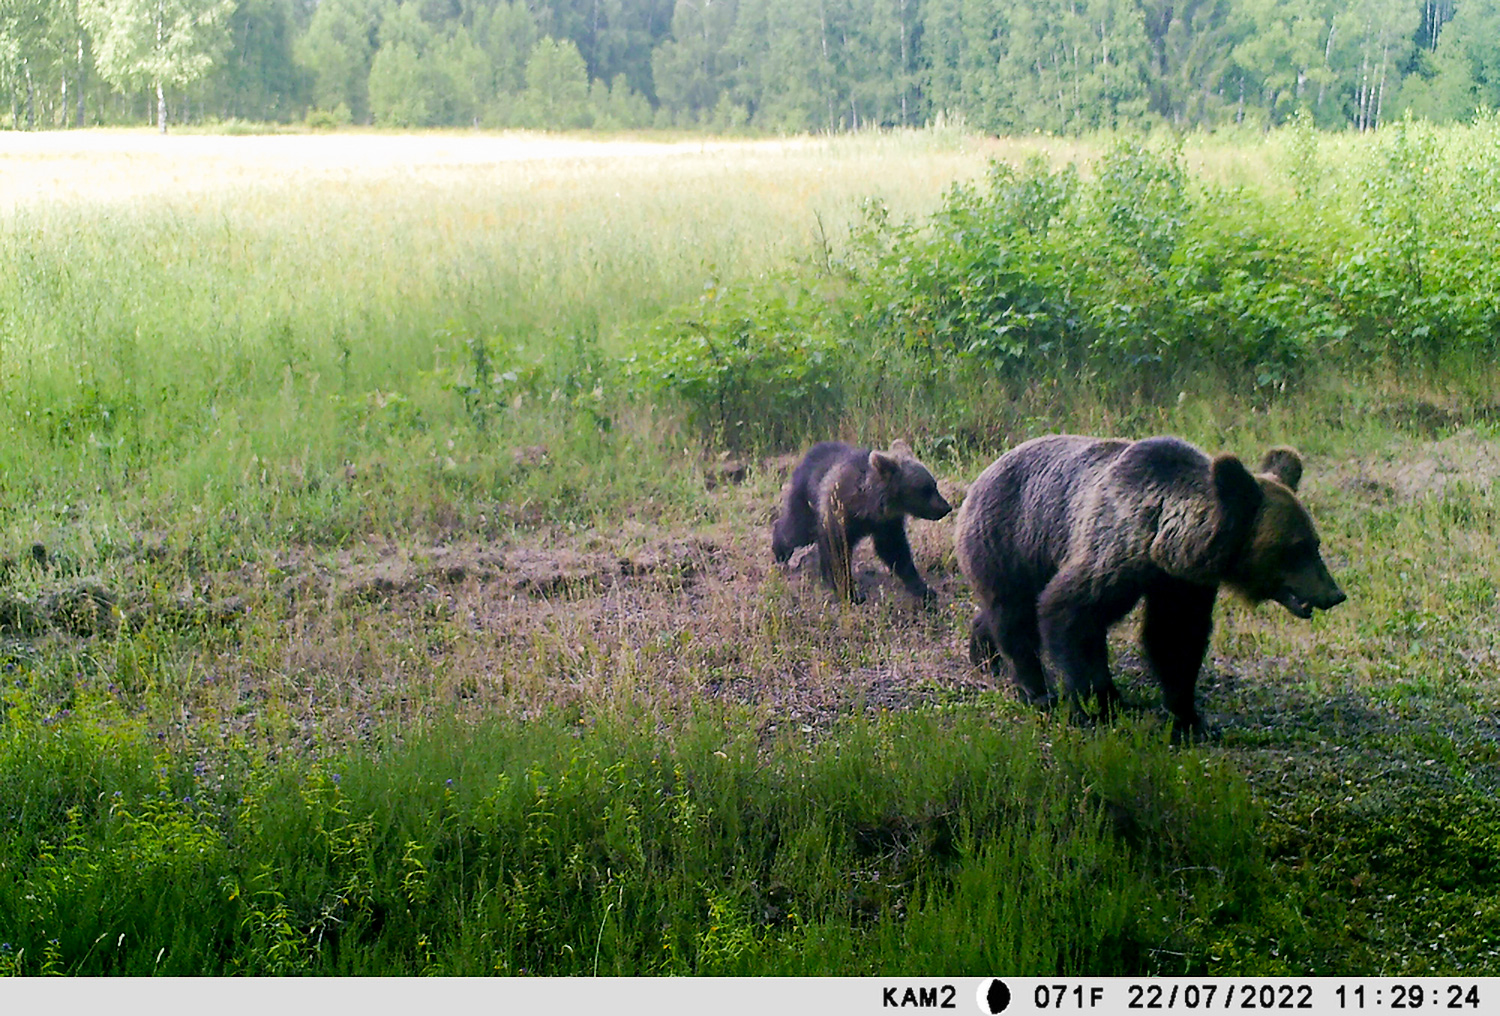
[955,435,1345,735]
[772,440,952,603]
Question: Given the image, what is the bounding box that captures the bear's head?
[870,440,952,521]
[1220,447,1346,618]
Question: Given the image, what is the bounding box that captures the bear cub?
[772,440,951,603]
[955,434,1345,736]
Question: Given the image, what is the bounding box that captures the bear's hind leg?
[1142,576,1216,738]
[1039,569,1133,720]
[772,494,817,563]
[986,599,1053,707]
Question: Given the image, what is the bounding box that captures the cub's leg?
[872,521,935,602]
[771,488,817,563]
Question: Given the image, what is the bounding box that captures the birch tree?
[0,0,48,128]
[1328,0,1417,131]
[47,0,91,127]
[80,0,232,132]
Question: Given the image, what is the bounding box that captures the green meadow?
[1,122,1498,975]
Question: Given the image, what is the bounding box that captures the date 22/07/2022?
[882,979,1493,1015]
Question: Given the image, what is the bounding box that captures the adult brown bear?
[955,435,1345,736]
[772,440,951,603]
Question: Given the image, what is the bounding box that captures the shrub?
[630,277,852,453]
[304,104,351,130]
[851,158,1079,382]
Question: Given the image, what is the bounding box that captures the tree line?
[2,0,1497,133]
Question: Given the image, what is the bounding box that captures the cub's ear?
[1258,447,1303,491]
[869,450,900,477]
[888,439,913,458]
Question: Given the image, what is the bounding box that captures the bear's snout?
[919,494,953,521]
[1272,579,1346,619]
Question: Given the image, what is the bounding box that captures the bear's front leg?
[1142,576,1217,738]
[871,521,935,603]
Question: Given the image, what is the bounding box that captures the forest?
[2,0,1497,134]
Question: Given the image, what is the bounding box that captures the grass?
[2,126,1500,975]
[0,696,1271,975]
[0,130,1006,553]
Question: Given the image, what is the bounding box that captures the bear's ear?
[869,450,901,477]
[1212,454,1263,518]
[1259,447,1303,491]
[888,439,913,458]
[1150,455,1263,582]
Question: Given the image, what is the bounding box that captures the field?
[1,124,1498,976]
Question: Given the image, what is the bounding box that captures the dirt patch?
[73,502,966,748]
[1375,398,1500,438]
[1336,428,1500,501]
[326,534,723,607]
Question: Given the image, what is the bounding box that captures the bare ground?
[7,431,1499,775]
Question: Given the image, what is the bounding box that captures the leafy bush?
[847,142,1325,397]
[851,158,1079,380]
[1336,115,1500,368]
[1092,138,1190,278]
[836,130,1500,404]
[304,104,352,130]
[630,277,853,453]
[616,124,1500,448]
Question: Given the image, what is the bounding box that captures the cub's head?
[870,440,952,521]
[1223,447,1346,618]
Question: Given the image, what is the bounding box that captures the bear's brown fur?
[955,434,1345,735]
[772,440,951,603]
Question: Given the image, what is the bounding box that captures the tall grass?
[0,132,992,556]
[0,698,1270,975]
[9,122,1493,557]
